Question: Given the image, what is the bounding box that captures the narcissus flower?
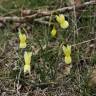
[19,32,27,48]
[51,26,57,37]
[56,14,69,29]
[62,45,72,64]
[24,51,32,74]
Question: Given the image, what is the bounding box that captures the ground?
[0,0,96,96]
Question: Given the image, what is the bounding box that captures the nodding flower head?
[56,14,69,29]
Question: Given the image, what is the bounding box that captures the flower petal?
[65,56,72,64]
[51,26,57,37]
[19,32,27,48]
[20,42,26,48]
[56,15,61,24]
[24,51,32,65]
[59,14,65,24]
[62,45,71,56]
[24,64,31,73]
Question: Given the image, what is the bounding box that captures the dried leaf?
[88,68,96,87]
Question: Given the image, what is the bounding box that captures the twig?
[34,16,54,25]
[60,37,96,49]
[72,37,96,47]
[0,1,95,23]
[52,0,95,13]
[34,19,54,25]
[0,14,38,22]
[25,79,58,89]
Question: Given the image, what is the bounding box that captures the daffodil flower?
[24,51,32,74]
[51,26,57,37]
[56,14,69,29]
[19,32,27,48]
[62,45,72,64]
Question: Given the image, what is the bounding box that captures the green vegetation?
[0,0,96,96]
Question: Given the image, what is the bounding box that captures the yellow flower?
[24,64,31,74]
[51,26,57,37]
[62,45,72,64]
[56,14,69,29]
[24,51,32,65]
[65,56,72,64]
[19,32,27,48]
[62,45,71,56]
[60,20,69,29]
[56,14,65,24]
[24,51,32,74]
